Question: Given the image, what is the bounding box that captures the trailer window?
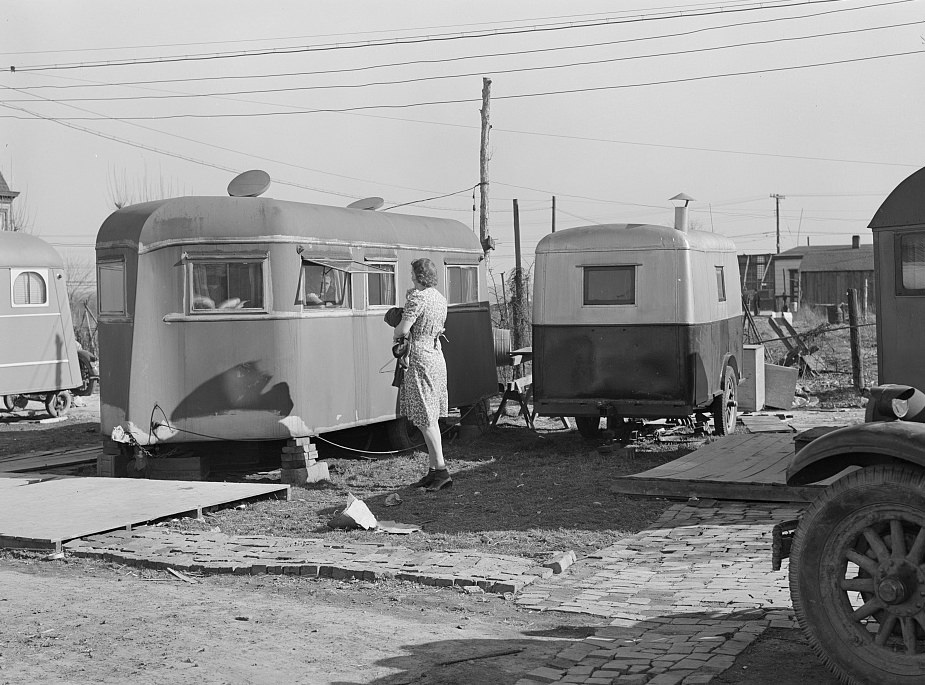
[715,266,727,302]
[367,263,395,307]
[190,260,265,312]
[583,266,635,305]
[11,269,48,306]
[899,232,925,293]
[447,266,478,304]
[98,260,126,315]
[301,263,351,308]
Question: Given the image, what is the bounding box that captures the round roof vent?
[228,170,271,197]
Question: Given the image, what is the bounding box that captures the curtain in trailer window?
[12,271,47,305]
[901,233,925,291]
[367,264,395,306]
[447,266,478,304]
[191,261,263,311]
[301,262,350,308]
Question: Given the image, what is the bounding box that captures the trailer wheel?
[386,417,423,452]
[789,465,925,684]
[3,394,28,411]
[45,391,72,418]
[712,366,737,435]
[575,416,602,440]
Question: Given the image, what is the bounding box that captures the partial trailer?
[0,231,82,417]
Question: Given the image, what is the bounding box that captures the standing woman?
[392,258,451,491]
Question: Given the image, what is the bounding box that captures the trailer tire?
[575,416,602,440]
[45,391,72,418]
[790,465,925,684]
[387,417,423,452]
[712,365,737,435]
[3,394,28,411]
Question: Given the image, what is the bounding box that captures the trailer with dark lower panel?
[774,165,925,684]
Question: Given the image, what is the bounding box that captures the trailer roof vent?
[228,170,271,197]
[347,197,384,211]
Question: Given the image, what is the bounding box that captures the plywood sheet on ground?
[0,446,101,472]
[611,432,828,502]
[0,475,290,551]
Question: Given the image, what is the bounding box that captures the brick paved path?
[64,528,551,594]
[514,501,804,685]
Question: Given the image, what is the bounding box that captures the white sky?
[2,0,923,283]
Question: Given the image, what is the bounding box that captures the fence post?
[847,288,865,391]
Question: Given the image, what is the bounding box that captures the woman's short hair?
[411,258,438,288]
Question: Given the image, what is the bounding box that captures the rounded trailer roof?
[0,231,64,268]
[96,196,482,254]
[869,165,925,230]
[535,223,737,255]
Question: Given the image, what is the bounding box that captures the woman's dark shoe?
[426,469,453,491]
[412,468,436,488]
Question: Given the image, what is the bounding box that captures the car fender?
[787,421,925,485]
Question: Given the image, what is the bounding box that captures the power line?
[6,49,922,121]
[8,0,857,72]
[6,20,917,104]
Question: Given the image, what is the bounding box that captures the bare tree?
[107,167,190,209]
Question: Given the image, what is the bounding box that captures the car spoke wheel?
[74,358,97,396]
[45,391,72,418]
[712,366,737,435]
[790,466,925,684]
[575,416,602,440]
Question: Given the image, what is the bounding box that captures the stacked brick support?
[280,437,329,485]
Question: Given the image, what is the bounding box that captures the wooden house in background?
[0,170,19,232]
[737,253,775,313]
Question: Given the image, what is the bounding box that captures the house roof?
[799,245,874,272]
[775,244,869,259]
[0,169,19,200]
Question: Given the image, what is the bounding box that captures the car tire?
[712,365,738,435]
[790,465,925,684]
[45,391,72,418]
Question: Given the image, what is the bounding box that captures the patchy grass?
[174,415,689,560]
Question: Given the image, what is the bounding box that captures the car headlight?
[867,384,925,423]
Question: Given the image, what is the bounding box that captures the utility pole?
[479,78,493,253]
[551,195,556,233]
[770,193,785,254]
[512,199,526,350]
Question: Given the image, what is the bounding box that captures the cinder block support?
[280,438,329,485]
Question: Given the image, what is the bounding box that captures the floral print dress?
[398,287,448,429]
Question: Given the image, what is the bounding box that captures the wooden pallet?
[610,432,840,503]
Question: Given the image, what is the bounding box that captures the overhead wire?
[7,0,860,72]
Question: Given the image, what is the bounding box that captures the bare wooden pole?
[479,78,492,253]
[512,199,526,351]
[848,288,866,391]
[551,195,556,233]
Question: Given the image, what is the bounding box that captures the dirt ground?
[0,388,854,685]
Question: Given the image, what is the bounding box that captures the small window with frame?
[715,266,727,302]
[98,259,126,315]
[11,269,48,307]
[897,232,925,294]
[446,265,478,304]
[366,263,396,307]
[301,261,351,309]
[583,265,635,305]
[188,256,266,313]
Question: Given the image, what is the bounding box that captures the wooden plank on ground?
[611,432,823,502]
[0,446,101,472]
[0,475,290,551]
[740,415,795,433]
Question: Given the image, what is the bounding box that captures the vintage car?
[775,165,925,684]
